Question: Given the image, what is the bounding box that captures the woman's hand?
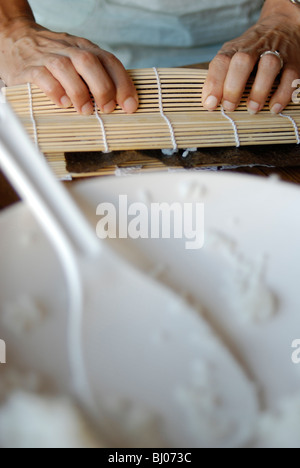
[0,18,139,115]
[202,0,300,115]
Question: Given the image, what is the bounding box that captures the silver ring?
[260,50,284,70]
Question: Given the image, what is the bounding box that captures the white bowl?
[1,171,300,448]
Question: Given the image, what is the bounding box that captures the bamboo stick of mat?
[3,68,300,153]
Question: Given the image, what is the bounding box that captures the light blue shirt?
[28,0,263,68]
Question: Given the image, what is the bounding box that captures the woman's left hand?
[202,0,300,114]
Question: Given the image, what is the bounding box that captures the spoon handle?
[0,102,100,258]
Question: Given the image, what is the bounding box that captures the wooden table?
[2,164,300,211]
[0,172,20,210]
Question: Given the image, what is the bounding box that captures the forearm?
[0,0,35,26]
[261,0,300,23]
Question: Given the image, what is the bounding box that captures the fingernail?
[103,100,116,114]
[248,100,260,115]
[223,100,236,112]
[123,97,138,114]
[81,102,93,115]
[204,95,218,110]
[60,95,72,108]
[271,103,283,115]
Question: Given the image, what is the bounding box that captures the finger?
[101,52,139,114]
[202,54,231,111]
[269,67,299,114]
[247,53,283,114]
[67,48,117,113]
[24,66,72,108]
[222,52,256,111]
[46,54,95,115]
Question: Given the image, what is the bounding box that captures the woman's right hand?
[0,18,139,114]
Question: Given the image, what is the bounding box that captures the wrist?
[0,16,37,42]
[0,0,34,27]
[261,0,300,24]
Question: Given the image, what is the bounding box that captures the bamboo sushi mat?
[3,66,300,180]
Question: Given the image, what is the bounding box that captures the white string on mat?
[279,112,300,145]
[220,106,240,148]
[94,101,110,153]
[27,83,39,149]
[153,67,178,152]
